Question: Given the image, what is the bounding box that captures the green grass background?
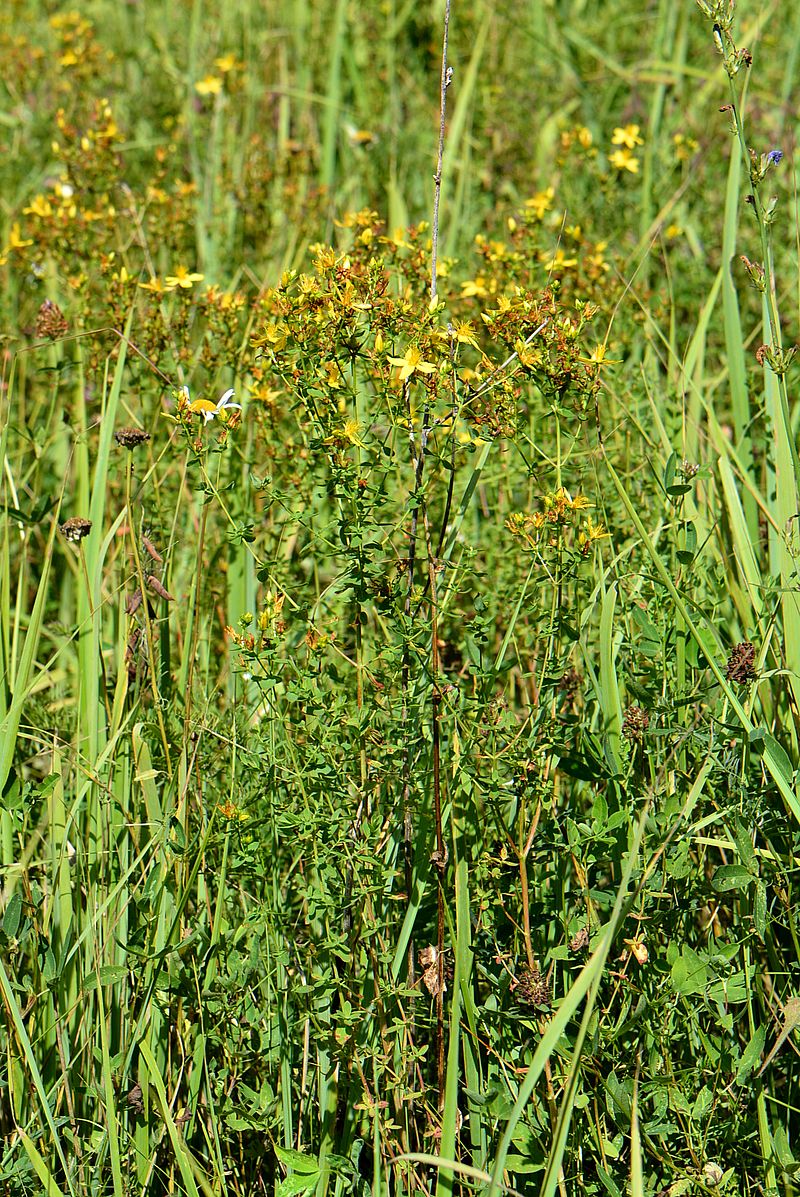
[1,1,800,1195]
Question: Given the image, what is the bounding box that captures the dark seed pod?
[115,427,151,449]
[60,517,92,542]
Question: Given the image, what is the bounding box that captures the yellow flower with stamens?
[388,346,437,381]
[608,148,640,174]
[165,266,204,290]
[611,124,644,149]
[579,517,610,550]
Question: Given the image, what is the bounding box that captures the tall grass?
[2,2,800,1195]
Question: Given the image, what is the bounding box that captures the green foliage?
[1,1,800,1196]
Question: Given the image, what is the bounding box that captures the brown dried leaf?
[146,575,175,602]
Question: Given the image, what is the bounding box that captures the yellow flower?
[388,345,437,381]
[579,517,609,549]
[7,223,33,251]
[214,53,238,73]
[525,187,555,220]
[24,196,53,219]
[322,362,343,389]
[139,277,167,294]
[165,266,204,290]
[195,75,223,96]
[611,124,644,149]
[580,344,620,366]
[608,148,640,174]
[540,248,578,271]
[452,319,479,348]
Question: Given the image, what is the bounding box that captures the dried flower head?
[515,966,550,1008]
[60,516,92,542]
[622,704,650,743]
[35,299,69,340]
[115,426,151,449]
[726,641,757,685]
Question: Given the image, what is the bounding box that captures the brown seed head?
[726,641,757,685]
[515,966,550,1008]
[60,516,92,542]
[622,704,650,743]
[36,300,69,341]
[115,426,151,449]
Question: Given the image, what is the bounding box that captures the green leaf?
[3,892,22,939]
[711,864,752,892]
[83,966,129,991]
[754,881,767,939]
[275,1175,317,1197]
[275,1147,320,1175]
[736,1025,766,1083]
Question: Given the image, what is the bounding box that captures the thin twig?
[430,0,452,304]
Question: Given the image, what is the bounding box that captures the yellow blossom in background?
[24,195,53,219]
[541,248,578,271]
[346,126,377,148]
[322,362,343,389]
[461,276,491,300]
[388,346,437,381]
[6,223,33,251]
[608,148,640,174]
[612,124,644,149]
[673,133,698,162]
[165,266,204,290]
[525,187,555,220]
[139,277,167,294]
[195,75,223,96]
[214,53,238,73]
[580,343,620,367]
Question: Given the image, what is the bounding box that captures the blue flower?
[767,149,783,165]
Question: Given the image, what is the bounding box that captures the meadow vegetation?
[2,1,800,1194]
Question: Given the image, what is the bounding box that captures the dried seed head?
[60,516,92,542]
[726,641,757,685]
[622,704,650,743]
[515,966,549,1008]
[36,299,69,341]
[114,426,151,449]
